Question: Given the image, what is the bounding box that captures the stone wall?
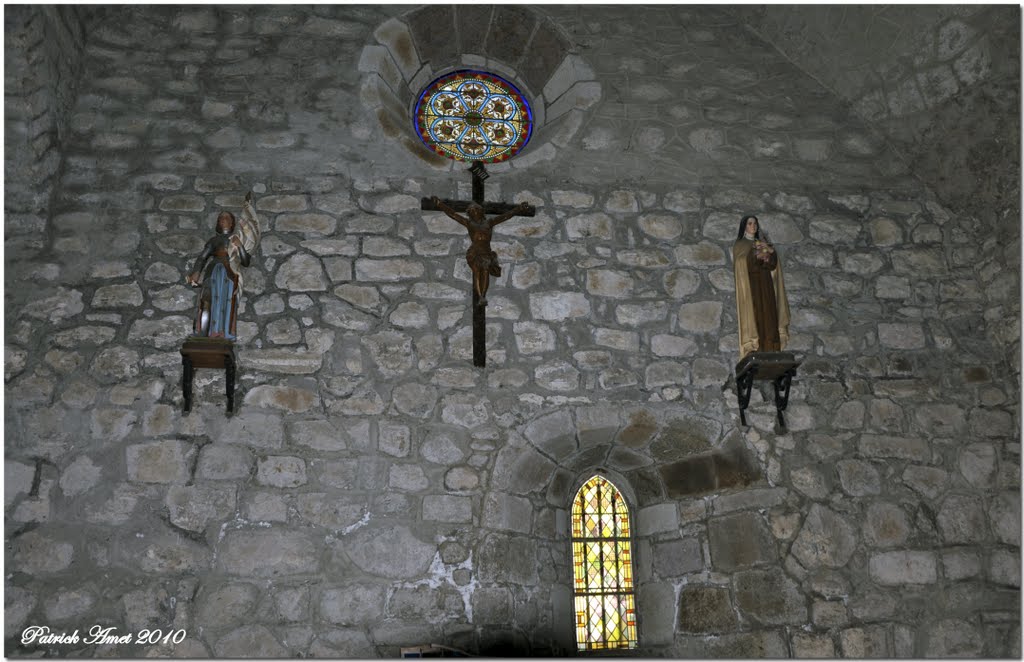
[4,6,96,245]
[735,5,1021,225]
[4,5,1020,658]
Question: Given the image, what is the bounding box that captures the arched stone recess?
[358,5,601,171]
[477,401,797,652]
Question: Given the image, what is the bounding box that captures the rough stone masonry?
[4,4,1020,658]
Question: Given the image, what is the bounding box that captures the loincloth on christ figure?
[466,245,501,276]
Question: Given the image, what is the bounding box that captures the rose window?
[414,70,533,163]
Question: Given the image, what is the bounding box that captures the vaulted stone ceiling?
[732,5,1019,223]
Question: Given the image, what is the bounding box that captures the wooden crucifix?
[421,162,535,367]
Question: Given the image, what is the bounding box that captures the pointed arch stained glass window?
[571,475,638,651]
[414,70,533,163]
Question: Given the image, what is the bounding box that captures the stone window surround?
[486,404,768,651]
[358,8,601,173]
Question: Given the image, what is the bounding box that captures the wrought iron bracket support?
[734,352,801,432]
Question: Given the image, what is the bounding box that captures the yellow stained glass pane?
[571,475,638,650]
[572,542,587,590]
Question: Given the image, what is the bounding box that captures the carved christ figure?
[431,196,529,305]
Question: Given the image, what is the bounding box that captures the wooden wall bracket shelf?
[180,337,237,416]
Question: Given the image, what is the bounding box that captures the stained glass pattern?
[571,476,638,651]
[413,70,533,163]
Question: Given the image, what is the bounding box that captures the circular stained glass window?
[414,70,533,163]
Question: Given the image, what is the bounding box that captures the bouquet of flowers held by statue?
[753,229,775,264]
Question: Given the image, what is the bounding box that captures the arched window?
[571,475,638,651]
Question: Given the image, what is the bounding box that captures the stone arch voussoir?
[358,6,601,171]
[493,403,766,518]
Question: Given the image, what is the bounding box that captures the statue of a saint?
[430,196,530,305]
[187,192,261,339]
[733,215,790,358]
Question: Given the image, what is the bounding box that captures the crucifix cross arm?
[429,196,470,228]
[487,202,533,226]
[421,197,536,218]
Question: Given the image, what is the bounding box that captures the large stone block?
[586,269,634,298]
[836,459,881,496]
[791,504,857,569]
[420,425,469,465]
[257,455,307,488]
[361,330,414,378]
[197,444,254,480]
[240,349,323,375]
[295,493,364,530]
[868,550,938,585]
[165,484,236,532]
[536,361,581,392]
[471,587,512,624]
[126,440,193,484]
[288,419,348,451]
[901,464,948,500]
[709,511,777,571]
[840,625,890,657]
[209,410,285,449]
[476,534,538,585]
[734,568,807,625]
[196,583,260,630]
[648,424,708,473]
[637,582,675,646]
[523,410,576,459]
[637,503,678,536]
[12,531,74,575]
[678,585,737,633]
[43,590,95,627]
[863,502,910,548]
[565,212,613,240]
[988,491,1021,545]
[507,447,557,496]
[354,258,425,281]
[529,291,591,321]
[117,529,213,574]
[344,525,435,579]
[858,434,930,462]
[320,584,386,626]
[665,271,704,305]
[791,632,836,658]
[678,301,723,334]
[423,494,473,523]
[653,537,703,577]
[988,549,1020,588]
[5,586,37,633]
[217,529,319,577]
[58,456,102,497]
[244,385,318,413]
[923,619,983,657]
[482,491,532,533]
[656,452,710,494]
[937,494,988,543]
[214,625,287,657]
[275,253,327,291]
[700,629,789,657]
